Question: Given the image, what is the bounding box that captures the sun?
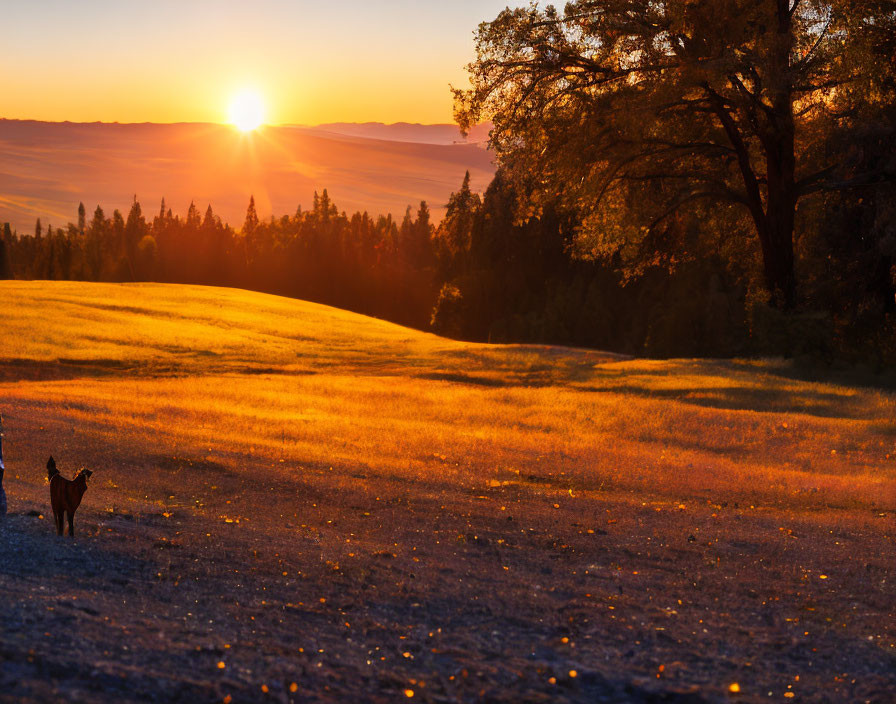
[228,90,265,132]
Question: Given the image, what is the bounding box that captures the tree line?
[0,191,438,330]
[1,160,892,365]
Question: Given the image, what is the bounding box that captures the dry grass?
[2,280,893,512]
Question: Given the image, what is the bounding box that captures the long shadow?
[715,358,896,391]
[0,358,128,382]
[576,382,874,419]
[415,371,511,388]
[437,347,619,387]
[0,514,149,582]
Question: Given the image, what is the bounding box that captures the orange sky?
[0,1,512,126]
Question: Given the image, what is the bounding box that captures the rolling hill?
[0,120,495,234]
[311,122,493,145]
[0,281,893,702]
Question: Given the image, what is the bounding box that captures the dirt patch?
[1,478,893,703]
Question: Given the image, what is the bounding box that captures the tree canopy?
[455,0,896,307]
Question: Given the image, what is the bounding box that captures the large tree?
[455,0,896,308]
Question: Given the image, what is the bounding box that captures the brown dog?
[47,456,93,537]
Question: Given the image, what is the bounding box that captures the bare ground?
[1,448,893,703]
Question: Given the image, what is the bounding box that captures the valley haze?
[0,119,495,233]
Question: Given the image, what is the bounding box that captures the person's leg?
[1,415,6,517]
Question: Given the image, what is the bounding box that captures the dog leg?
[67,512,75,538]
[54,510,63,536]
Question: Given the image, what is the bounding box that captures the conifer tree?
[436,172,480,274]
[186,201,201,229]
[90,205,105,230]
[414,201,434,267]
[0,234,8,279]
[399,205,415,254]
[243,196,259,235]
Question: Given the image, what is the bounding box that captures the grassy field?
[0,280,894,703]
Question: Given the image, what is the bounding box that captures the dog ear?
[84,469,93,479]
[47,456,56,470]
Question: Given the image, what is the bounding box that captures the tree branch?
[703,83,766,229]
[798,167,896,196]
[793,16,832,70]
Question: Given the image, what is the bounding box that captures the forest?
[0,164,892,366]
[2,1,895,365]
[0,193,437,332]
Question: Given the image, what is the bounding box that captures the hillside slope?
[1,280,892,508]
[0,281,894,703]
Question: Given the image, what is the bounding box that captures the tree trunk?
[758,218,796,309]
[761,122,797,309]
[760,1,798,310]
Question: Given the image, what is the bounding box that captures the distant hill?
[0,119,495,233]
[309,122,493,145]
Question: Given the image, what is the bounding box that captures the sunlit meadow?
[3,280,893,512]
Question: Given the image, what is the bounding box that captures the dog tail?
[47,456,59,481]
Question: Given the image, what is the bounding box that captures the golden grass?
[2,280,894,511]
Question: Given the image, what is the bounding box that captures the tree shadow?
[0,514,149,582]
[576,382,875,419]
[415,371,511,387]
[715,358,896,391]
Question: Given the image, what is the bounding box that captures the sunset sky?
[0,0,513,126]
